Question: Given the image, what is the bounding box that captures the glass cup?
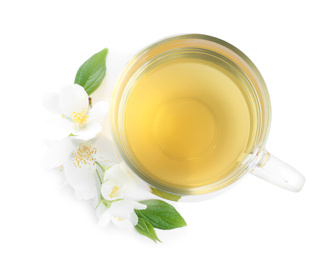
[110,34,305,201]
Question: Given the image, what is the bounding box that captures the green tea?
[124,56,258,189]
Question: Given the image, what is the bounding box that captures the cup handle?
[251,150,305,192]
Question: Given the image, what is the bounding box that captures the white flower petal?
[103,164,125,182]
[92,183,101,208]
[109,200,132,219]
[109,199,139,219]
[103,165,138,199]
[59,84,89,118]
[133,201,147,210]
[73,123,102,140]
[92,135,120,164]
[130,212,139,226]
[109,200,143,228]
[59,180,69,189]
[63,160,98,201]
[111,216,133,228]
[88,101,109,125]
[44,139,57,148]
[42,137,74,170]
[101,178,124,201]
[96,202,107,220]
[71,138,85,147]
[43,92,61,115]
[74,189,97,201]
[98,208,112,228]
[45,116,75,132]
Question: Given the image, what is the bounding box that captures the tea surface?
[124,57,258,189]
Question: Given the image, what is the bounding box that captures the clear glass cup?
[110,34,305,201]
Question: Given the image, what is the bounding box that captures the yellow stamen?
[109,186,119,198]
[71,108,89,127]
[114,216,124,221]
[72,144,97,168]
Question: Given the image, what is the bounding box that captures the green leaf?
[135,199,187,230]
[74,48,108,95]
[135,218,161,243]
[150,187,181,202]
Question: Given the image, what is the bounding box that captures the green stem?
[95,161,113,176]
[95,161,103,170]
[96,169,102,184]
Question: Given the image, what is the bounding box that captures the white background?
[1,1,329,259]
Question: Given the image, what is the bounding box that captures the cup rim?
[110,34,272,196]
